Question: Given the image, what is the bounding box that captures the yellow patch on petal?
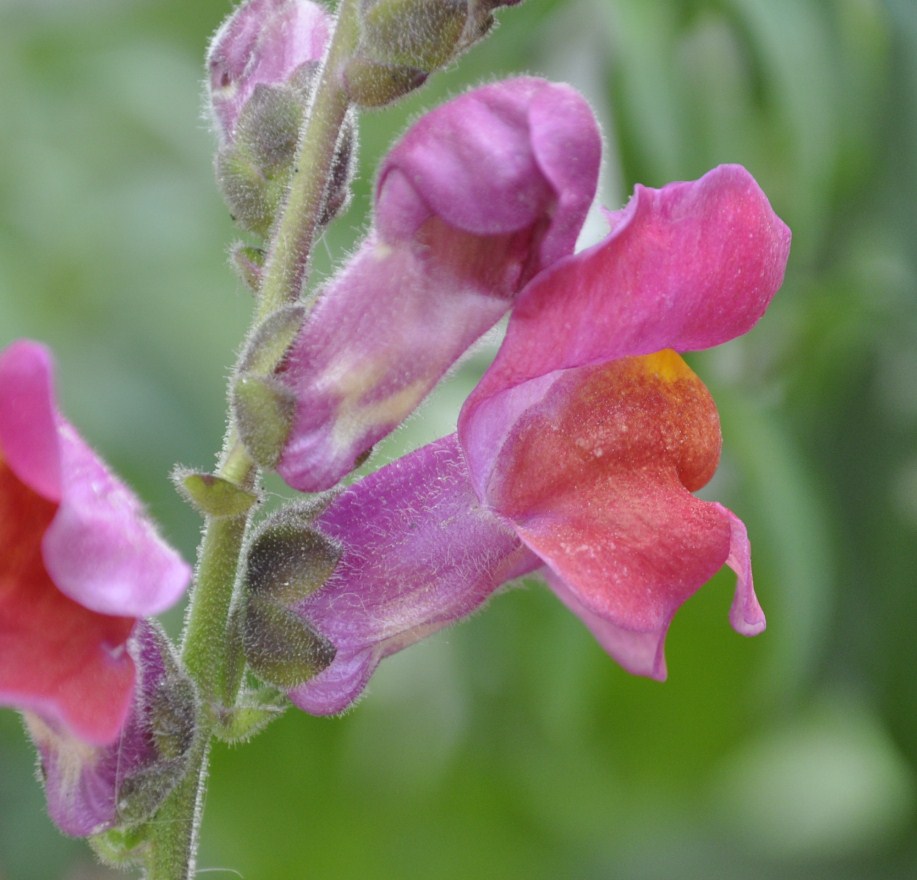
[23,711,100,793]
[493,349,722,516]
[321,355,429,454]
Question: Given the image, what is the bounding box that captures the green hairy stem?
[142,3,361,877]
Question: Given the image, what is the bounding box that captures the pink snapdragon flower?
[283,164,790,715]
[275,77,601,491]
[207,0,332,143]
[0,340,191,745]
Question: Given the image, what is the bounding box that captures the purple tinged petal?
[376,77,600,264]
[288,434,538,715]
[27,622,195,837]
[277,78,601,492]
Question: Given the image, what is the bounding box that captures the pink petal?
[277,78,601,492]
[288,434,538,715]
[0,341,62,500]
[515,472,732,679]
[45,422,192,617]
[461,164,791,434]
[0,340,191,743]
[471,353,761,676]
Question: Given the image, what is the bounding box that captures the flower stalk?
[142,2,362,875]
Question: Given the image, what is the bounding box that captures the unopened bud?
[207,0,332,144]
[215,67,357,235]
[343,0,467,106]
[215,81,308,237]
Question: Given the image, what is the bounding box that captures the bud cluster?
[208,0,355,245]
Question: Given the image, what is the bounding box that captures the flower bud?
[342,0,467,106]
[215,66,358,237]
[207,0,332,145]
[215,77,312,237]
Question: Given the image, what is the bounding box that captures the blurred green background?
[1,0,916,877]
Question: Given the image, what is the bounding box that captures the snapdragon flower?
[276,164,790,714]
[0,341,192,829]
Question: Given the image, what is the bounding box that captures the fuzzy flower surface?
[281,164,790,715]
[275,77,602,492]
[0,341,191,745]
[207,0,332,143]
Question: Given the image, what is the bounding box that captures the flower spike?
[274,163,789,712]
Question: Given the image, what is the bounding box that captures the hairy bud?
[207,0,332,144]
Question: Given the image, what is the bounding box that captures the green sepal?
[246,504,342,604]
[362,0,467,69]
[90,824,150,868]
[342,56,428,107]
[233,373,295,468]
[243,596,336,690]
[239,305,306,376]
[173,468,260,518]
[213,687,288,744]
[231,242,265,294]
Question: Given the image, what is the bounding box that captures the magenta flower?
[25,621,196,837]
[274,77,601,492]
[207,0,332,143]
[0,340,191,745]
[283,164,790,715]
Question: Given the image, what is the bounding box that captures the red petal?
[486,352,735,674]
[0,455,134,745]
